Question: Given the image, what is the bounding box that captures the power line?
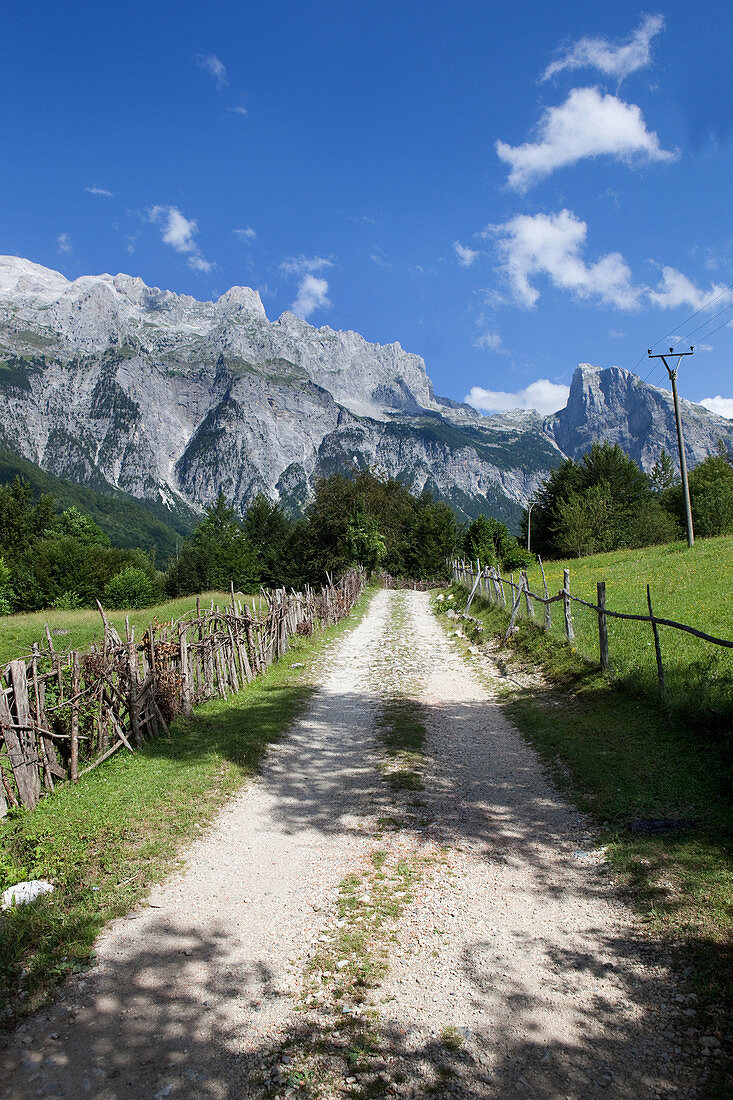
[638,280,733,382]
[682,299,733,342]
[687,313,733,345]
[649,281,733,351]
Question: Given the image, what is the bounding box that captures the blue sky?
[2,1,732,416]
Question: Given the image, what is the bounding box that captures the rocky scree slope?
[1,257,730,527]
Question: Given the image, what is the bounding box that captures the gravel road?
[0,590,708,1098]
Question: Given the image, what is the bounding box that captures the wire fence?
[452,558,733,705]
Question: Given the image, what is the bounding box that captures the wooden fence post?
[70,652,80,782]
[647,585,665,697]
[562,569,575,644]
[504,578,525,641]
[537,556,552,632]
[496,566,506,608]
[2,666,40,809]
[597,581,610,672]
[521,571,534,619]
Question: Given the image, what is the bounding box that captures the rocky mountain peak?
[547,363,733,470]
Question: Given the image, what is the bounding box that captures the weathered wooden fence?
[0,570,364,815]
[452,558,732,694]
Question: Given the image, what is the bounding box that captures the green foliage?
[166,493,259,596]
[50,591,83,610]
[293,470,459,582]
[650,449,678,493]
[0,447,193,562]
[242,494,299,588]
[346,507,387,572]
[0,477,56,554]
[662,450,733,538]
[103,566,156,609]
[9,537,157,612]
[462,513,529,570]
[0,556,12,615]
[528,443,681,558]
[46,506,110,546]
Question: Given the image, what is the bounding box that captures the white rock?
[1,880,55,910]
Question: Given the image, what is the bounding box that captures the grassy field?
[511,534,733,729]
[438,572,732,1053]
[0,590,267,666]
[0,587,375,1018]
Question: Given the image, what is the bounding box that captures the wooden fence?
[0,570,365,816]
[452,558,732,694]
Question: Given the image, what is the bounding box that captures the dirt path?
[1,591,706,1098]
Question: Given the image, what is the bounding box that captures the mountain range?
[1,256,731,548]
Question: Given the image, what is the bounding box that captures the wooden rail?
[0,571,364,815]
[452,558,732,695]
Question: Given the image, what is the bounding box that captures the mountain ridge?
[1,256,731,532]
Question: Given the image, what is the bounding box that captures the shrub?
[50,590,83,610]
[103,567,155,609]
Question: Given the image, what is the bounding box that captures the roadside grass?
[0,590,254,666]
[0,586,376,1020]
[435,586,733,1036]
[519,534,733,732]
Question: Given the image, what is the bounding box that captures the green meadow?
[514,534,733,727]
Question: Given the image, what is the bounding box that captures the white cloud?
[150,205,212,272]
[229,106,248,116]
[474,329,503,351]
[648,266,731,310]
[197,53,228,89]
[543,14,664,82]
[489,209,640,310]
[57,233,71,253]
[290,274,331,320]
[369,248,391,268]
[700,396,733,419]
[454,241,479,267]
[280,254,332,276]
[233,227,256,241]
[496,86,676,191]
[84,186,113,197]
[609,329,626,338]
[466,379,570,416]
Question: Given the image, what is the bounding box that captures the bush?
[50,590,83,610]
[103,567,155,609]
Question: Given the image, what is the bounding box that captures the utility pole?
[526,500,537,553]
[647,346,695,547]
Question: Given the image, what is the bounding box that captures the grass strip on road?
[0,587,376,1020]
[434,587,732,1047]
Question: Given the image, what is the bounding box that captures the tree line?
[0,469,529,613]
[523,441,733,559]
[3,442,730,614]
